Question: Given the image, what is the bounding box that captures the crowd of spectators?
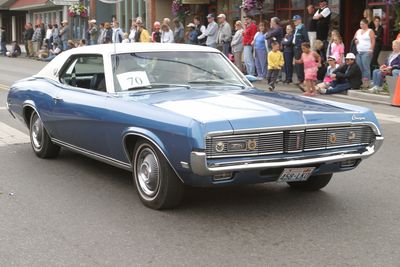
[1,0,399,96]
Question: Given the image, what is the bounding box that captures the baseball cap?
[345,53,356,60]
[89,19,96,24]
[292,15,302,21]
[327,55,336,61]
[206,14,215,19]
[217,14,226,19]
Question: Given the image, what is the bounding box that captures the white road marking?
[0,84,9,91]
[0,122,29,146]
[375,113,400,124]
[0,107,7,110]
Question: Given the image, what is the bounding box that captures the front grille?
[205,125,376,159]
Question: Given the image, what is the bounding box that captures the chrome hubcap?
[136,147,160,197]
[31,115,43,149]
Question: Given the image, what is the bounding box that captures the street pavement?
[1,56,400,266]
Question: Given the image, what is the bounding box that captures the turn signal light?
[213,172,233,181]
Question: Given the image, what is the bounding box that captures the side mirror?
[245,75,258,82]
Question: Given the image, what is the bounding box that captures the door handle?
[53,96,63,103]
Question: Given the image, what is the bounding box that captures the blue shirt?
[254,32,266,50]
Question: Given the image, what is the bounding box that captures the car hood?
[122,88,371,131]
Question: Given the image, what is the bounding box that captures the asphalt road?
[1,56,400,266]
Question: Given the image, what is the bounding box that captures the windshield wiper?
[188,80,245,89]
[127,83,191,91]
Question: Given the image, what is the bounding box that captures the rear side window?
[59,55,106,92]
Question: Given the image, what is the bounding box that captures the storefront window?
[367,1,393,47]
[291,0,305,9]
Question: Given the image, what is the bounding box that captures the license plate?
[277,167,315,183]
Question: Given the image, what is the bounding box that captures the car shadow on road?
[57,149,340,216]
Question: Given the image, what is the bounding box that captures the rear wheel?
[287,174,333,191]
[29,112,60,158]
[133,140,184,209]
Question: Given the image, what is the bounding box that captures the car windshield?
[111,51,249,92]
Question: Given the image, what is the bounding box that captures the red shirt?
[243,22,258,45]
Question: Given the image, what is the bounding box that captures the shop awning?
[0,0,16,10]
[9,0,50,10]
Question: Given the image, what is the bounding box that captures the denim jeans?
[89,39,97,45]
[254,49,267,78]
[62,40,68,51]
[356,51,372,80]
[373,69,400,87]
[326,81,351,94]
[294,46,304,82]
[244,45,255,76]
[221,42,230,56]
[283,51,293,81]
[1,42,6,55]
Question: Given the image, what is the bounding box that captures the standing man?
[88,19,98,45]
[242,15,257,76]
[193,16,206,46]
[59,20,69,51]
[23,23,33,57]
[313,0,331,42]
[0,27,6,56]
[32,24,42,57]
[112,21,124,43]
[306,5,317,49]
[197,14,218,48]
[265,17,283,50]
[292,15,309,86]
[216,14,232,56]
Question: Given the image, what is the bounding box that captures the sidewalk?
[252,80,392,106]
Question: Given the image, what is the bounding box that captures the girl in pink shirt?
[295,42,321,96]
[331,35,345,64]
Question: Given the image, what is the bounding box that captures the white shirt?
[355,29,372,52]
[129,28,136,43]
[45,29,53,40]
[161,30,174,43]
[313,7,331,18]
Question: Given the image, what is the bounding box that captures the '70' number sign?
[117,71,150,90]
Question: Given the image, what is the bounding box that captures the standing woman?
[354,19,375,88]
[161,24,174,43]
[371,16,384,71]
[104,22,113,43]
[252,22,267,80]
[363,8,374,29]
[231,20,244,71]
[173,18,184,43]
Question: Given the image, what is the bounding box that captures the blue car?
[6,44,384,209]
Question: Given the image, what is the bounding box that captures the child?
[330,34,345,64]
[314,39,327,82]
[267,41,284,91]
[251,22,267,80]
[316,55,339,93]
[295,42,321,96]
[122,32,130,43]
[281,24,294,83]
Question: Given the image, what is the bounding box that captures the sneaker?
[362,79,370,89]
[268,85,274,91]
[368,86,383,93]
[256,77,264,81]
[319,88,327,94]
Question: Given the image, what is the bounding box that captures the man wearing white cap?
[59,20,69,51]
[198,14,218,48]
[217,14,232,56]
[321,53,362,94]
[88,19,98,45]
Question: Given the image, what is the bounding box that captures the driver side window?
[60,54,106,92]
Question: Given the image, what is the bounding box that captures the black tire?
[29,112,60,158]
[132,140,184,210]
[287,173,333,191]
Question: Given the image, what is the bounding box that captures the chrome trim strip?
[122,132,185,183]
[206,121,382,137]
[52,138,132,171]
[191,136,384,176]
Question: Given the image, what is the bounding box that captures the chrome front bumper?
[190,136,384,176]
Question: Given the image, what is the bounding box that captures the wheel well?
[23,106,35,127]
[124,135,141,161]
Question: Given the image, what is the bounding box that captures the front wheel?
[287,173,333,191]
[132,140,184,209]
[29,112,60,158]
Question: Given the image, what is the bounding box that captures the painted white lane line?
[375,113,400,124]
[0,122,29,147]
[0,107,7,110]
[0,84,9,91]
